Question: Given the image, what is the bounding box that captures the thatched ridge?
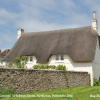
[6,26,98,63]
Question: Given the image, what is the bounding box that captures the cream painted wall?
[92,38,100,79]
[0,62,6,68]
[0,62,2,66]
[26,56,37,69]
[49,55,93,86]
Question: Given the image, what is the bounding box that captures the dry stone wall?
[0,68,90,93]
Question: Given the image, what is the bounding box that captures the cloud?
[0,0,100,50]
[0,0,96,31]
[13,0,91,32]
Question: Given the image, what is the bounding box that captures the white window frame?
[60,55,64,60]
[29,56,33,62]
[55,55,64,61]
[56,55,59,60]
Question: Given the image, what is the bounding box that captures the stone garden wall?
[0,68,90,93]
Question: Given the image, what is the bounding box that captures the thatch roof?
[6,26,98,63]
[0,49,10,57]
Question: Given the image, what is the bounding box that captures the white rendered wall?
[0,62,6,67]
[0,62,2,66]
[49,55,93,86]
[92,38,100,79]
[26,56,37,69]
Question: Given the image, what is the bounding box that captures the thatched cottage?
[6,11,100,86]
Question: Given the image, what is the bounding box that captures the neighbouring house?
[5,11,100,86]
[0,49,10,67]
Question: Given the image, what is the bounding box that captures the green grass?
[0,86,100,100]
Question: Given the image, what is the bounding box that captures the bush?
[33,64,66,70]
[33,65,39,69]
[39,64,45,69]
[44,64,49,69]
[33,64,48,69]
[93,77,100,86]
[8,62,13,67]
[48,65,56,69]
[56,65,66,70]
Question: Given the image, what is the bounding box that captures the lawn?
[0,86,100,100]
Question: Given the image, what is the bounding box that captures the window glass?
[56,55,64,60]
[60,55,64,60]
[30,56,33,62]
[56,55,59,60]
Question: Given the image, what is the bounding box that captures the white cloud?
[13,0,91,32]
[0,0,96,31]
[0,0,100,50]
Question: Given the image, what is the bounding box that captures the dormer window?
[56,55,59,60]
[56,55,64,61]
[61,55,64,60]
[29,56,33,62]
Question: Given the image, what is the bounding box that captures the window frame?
[55,55,64,61]
[29,56,33,62]
[60,55,64,60]
[56,55,59,60]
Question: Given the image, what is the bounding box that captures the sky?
[0,0,100,51]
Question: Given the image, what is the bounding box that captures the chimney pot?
[17,28,24,39]
[93,11,96,20]
[92,11,98,31]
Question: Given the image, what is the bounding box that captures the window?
[60,55,64,60]
[29,56,33,62]
[56,55,64,61]
[56,55,59,60]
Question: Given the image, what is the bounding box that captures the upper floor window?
[56,55,64,61]
[61,55,64,60]
[29,56,33,62]
[56,55,59,60]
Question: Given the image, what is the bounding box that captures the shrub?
[33,65,39,69]
[93,77,100,86]
[33,64,49,69]
[33,64,66,70]
[48,65,56,69]
[8,62,13,68]
[56,65,66,70]
[44,64,49,69]
[38,64,45,69]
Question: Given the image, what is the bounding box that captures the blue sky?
[0,0,100,51]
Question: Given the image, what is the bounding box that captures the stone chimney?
[92,11,98,31]
[17,28,24,39]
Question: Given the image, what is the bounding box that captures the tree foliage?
[13,56,28,68]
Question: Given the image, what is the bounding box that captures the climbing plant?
[13,56,28,68]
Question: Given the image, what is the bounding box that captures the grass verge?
[0,86,100,100]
